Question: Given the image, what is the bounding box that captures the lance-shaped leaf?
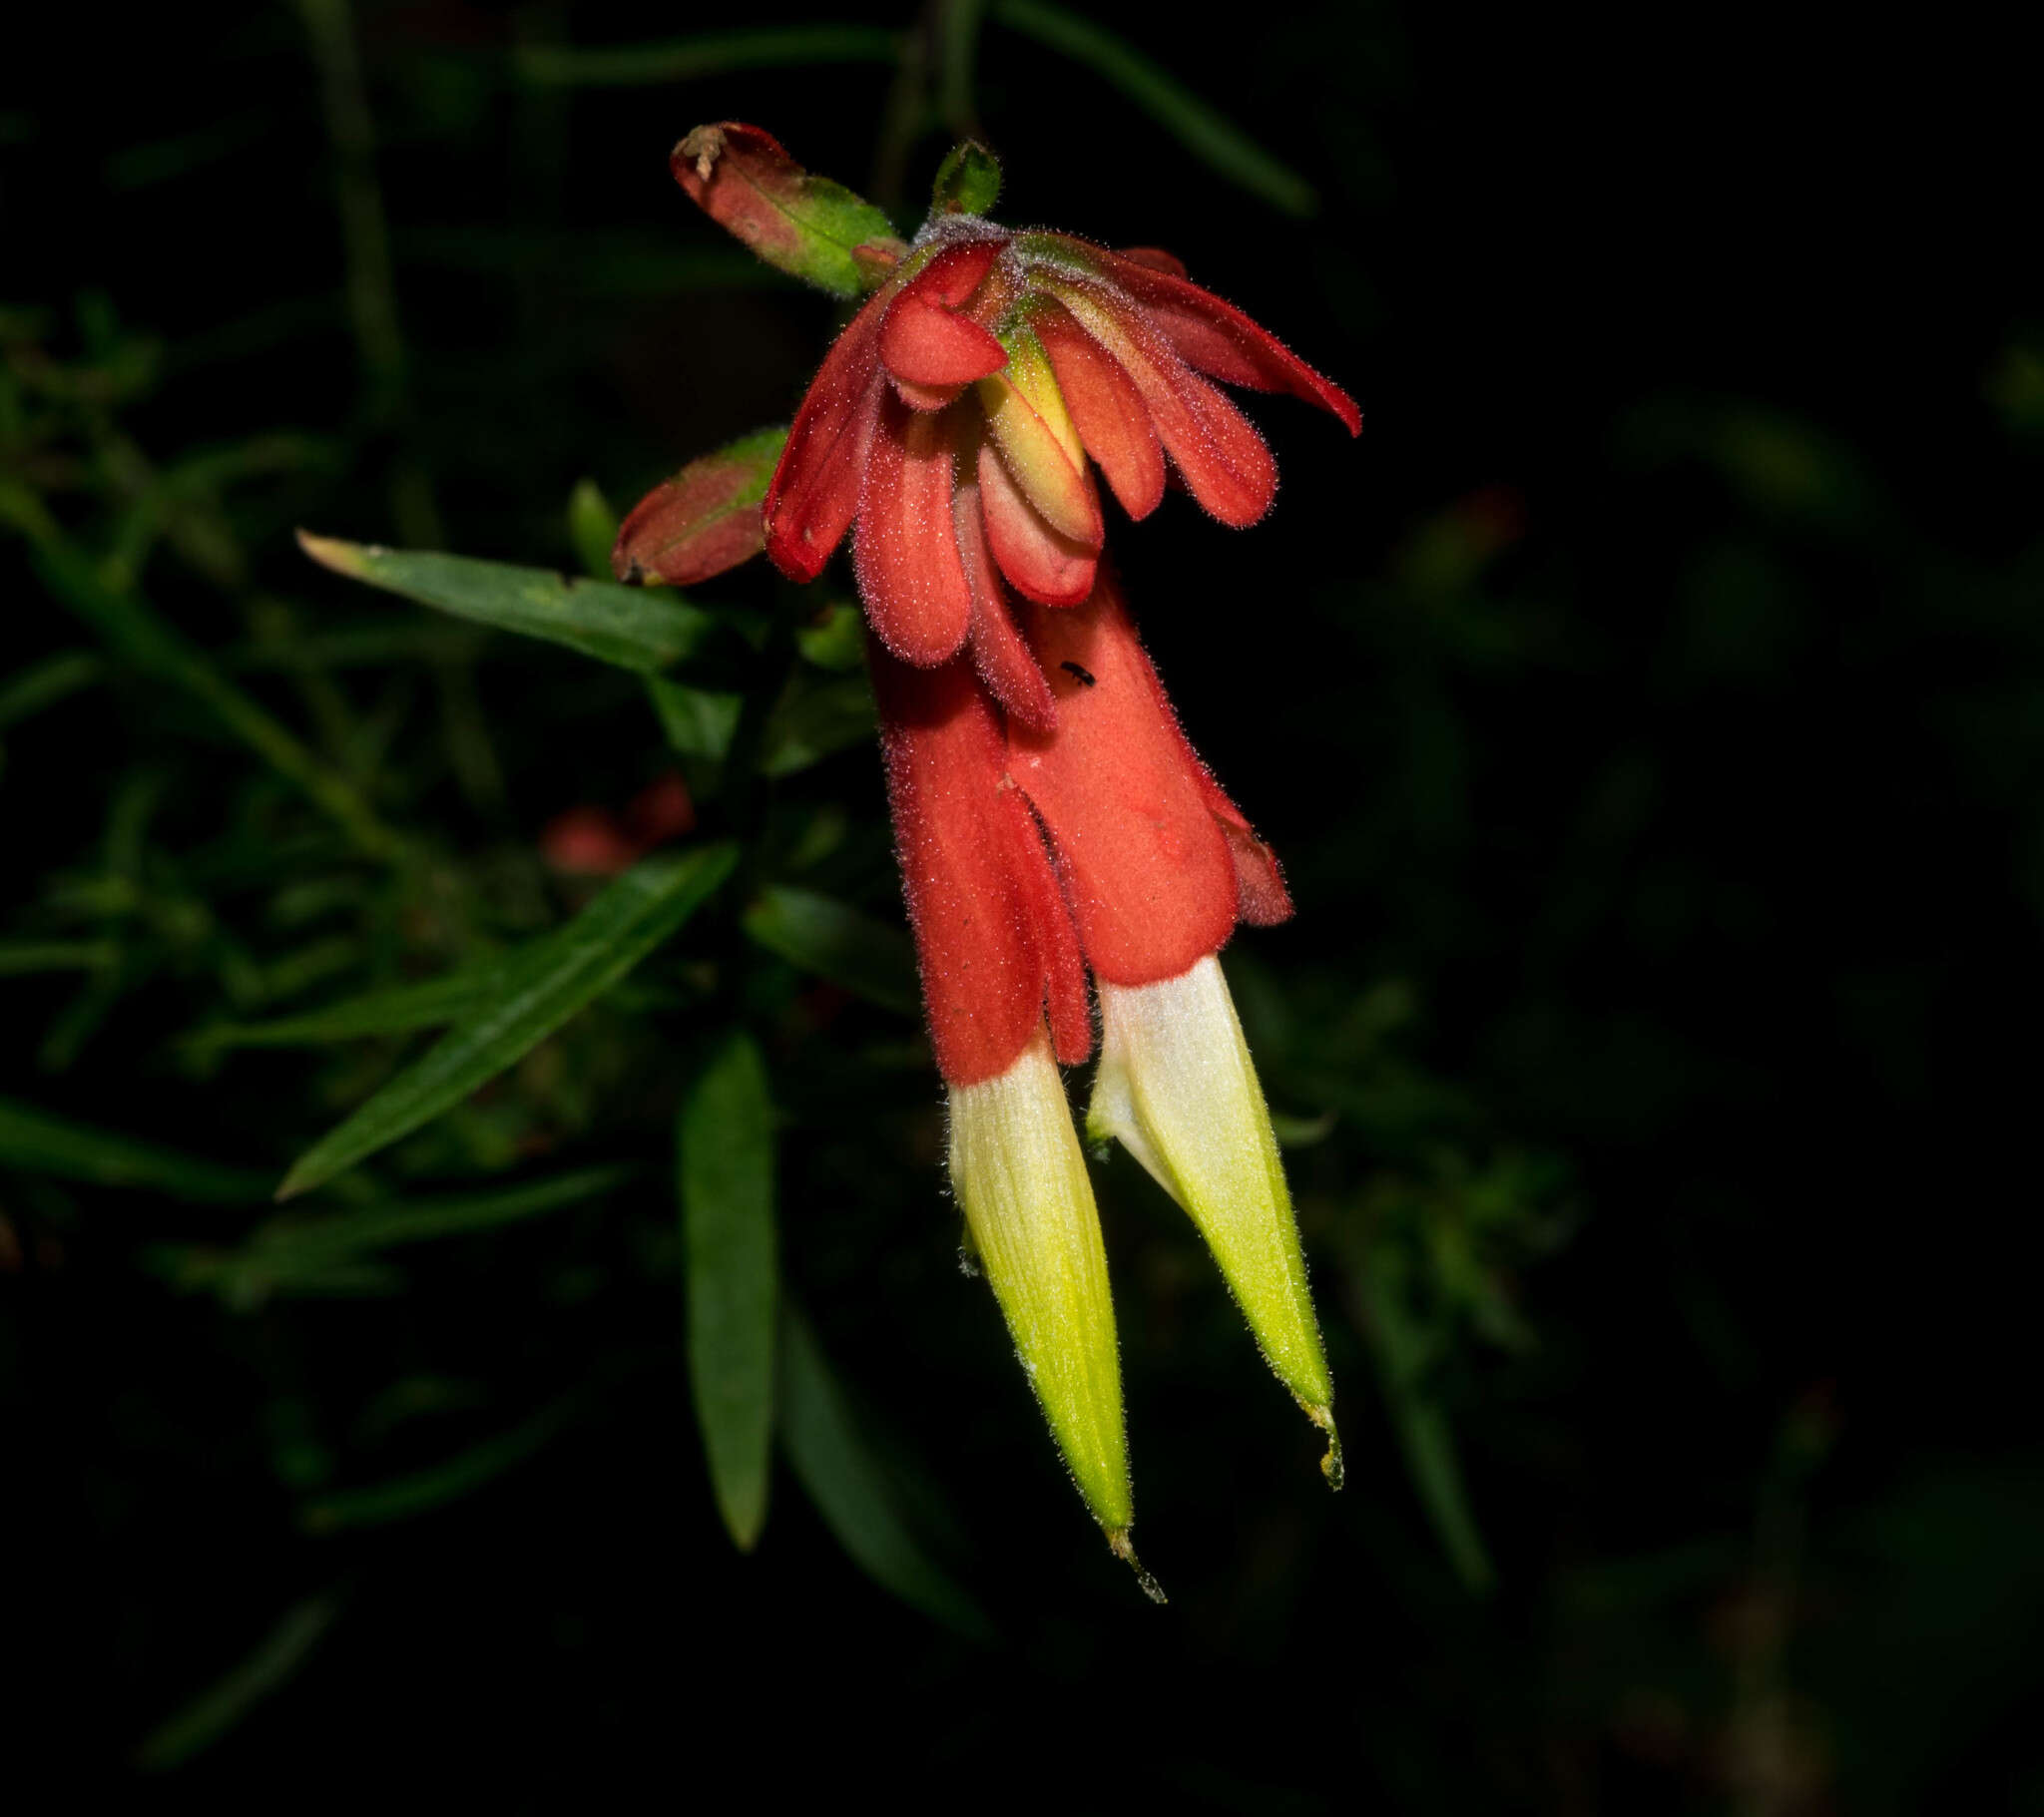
[277,844,736,1199]
[613,426,787,587]
[778,1304,993,1637]
[679,1033,777,1552]
[741,885,917,1015]
[187,964,504,1053]
[1089,956,1340,1487]
[672,123,904,299]
[0,1095,273,1203]
[298,533,717,674]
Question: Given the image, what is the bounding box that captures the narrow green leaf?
[300,1401,572,1532]
[792,600,865,673]
[0,649,103,728]
[256,1164,637,1265]
[742,886,917,1015]
[135,1595,340,1772]
[760,668,876,776]
[189,965,502,1052]
[779,1307,992,1638]
[645,677,745,762]
[680,1034,777,1552]
[0,940,118,977]
[1356,1261,1495,1593]
[990,0,1318,217]
[297,532,718,674]
[277,844,737,1198]
[512,25,902,88]
[0,496,400,860]
[567,478,619,581]
[0,1095,273,1202]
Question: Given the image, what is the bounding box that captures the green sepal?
[931,140,1002,219]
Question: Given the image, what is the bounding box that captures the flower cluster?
[620,126,1359,1590]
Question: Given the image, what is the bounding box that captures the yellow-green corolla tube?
[948,1031,1164,1598]
[1088,955,1341,1486]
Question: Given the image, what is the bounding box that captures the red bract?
[754,209,1357,702]
[877,570,1288,1089]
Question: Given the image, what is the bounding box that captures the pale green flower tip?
[1108,1527,1169,1605]
[948,1037,1133,1543]
[1304,1401,1344,1491]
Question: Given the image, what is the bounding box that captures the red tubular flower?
[716,144,1357,714]
[621,129,1355,1581]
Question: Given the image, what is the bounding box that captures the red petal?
[908,235,1006,307]
[1117,245,1188,277]
[763,285,892,580]
[1031,297,1166,521]
[878,239,1009,402]
[1099,250,1362,436]
[870,650,1091,1085]
[889,375,966,413]
[1039,280,1277,528]
[880,295,1007,388]
[1161,712,1293,926]
[978,440,1098,607]
[853,396,973,667]
[1005,576,1239,986]
[954,472,1057,730]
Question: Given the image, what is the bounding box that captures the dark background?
[5,2,2041,1807]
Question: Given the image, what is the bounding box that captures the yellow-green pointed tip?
[1090,957,1336,1422]
[1306,1404,1344,1491]
[949,1037,1132,1535]
[1108,1529,1168,1605]
[294,528,372,578]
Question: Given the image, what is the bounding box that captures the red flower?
[761,219,1359,717]
[622,128,1352,1566]
[876,569,1287,1086]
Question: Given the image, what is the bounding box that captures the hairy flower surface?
[761,216,1359,720]
[620,127,1357,1584]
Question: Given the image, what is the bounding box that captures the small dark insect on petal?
[1060,661,1096,686]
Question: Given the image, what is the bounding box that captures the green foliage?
[989,0,1318,216]
[680,1033,778,1551]
[277,844,737,1199]
[297,534,721,675]
[778,1306,993,1639]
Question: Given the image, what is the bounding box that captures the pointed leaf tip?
[295,529,371,578]
[931,141,1002,218]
